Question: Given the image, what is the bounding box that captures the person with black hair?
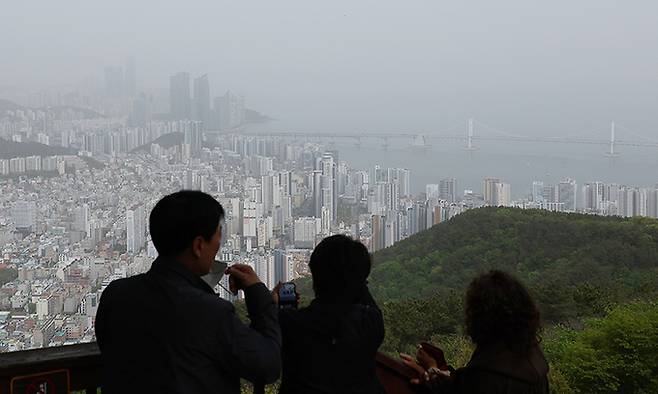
[275,234,385,394]
[95,191,281,393]
[401,270,549,394]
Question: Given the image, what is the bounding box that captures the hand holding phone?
[419,342,449,371]
[277,282,298,310]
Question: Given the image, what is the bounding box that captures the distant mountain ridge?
[130,132,184,153]
[0,138,77,159]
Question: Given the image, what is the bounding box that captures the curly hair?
[465,270,541,354]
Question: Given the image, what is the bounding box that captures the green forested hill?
[364,208,658,392]
[370,207,658,323]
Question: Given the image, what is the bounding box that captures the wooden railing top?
[0,342,99,370]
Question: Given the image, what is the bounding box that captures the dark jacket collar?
[148,256,216,295]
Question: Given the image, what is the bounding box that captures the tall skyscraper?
[647,188,658,219]
[242,200,258,238]
[532,181,544,203]
[319,152,337,224]
[193,74,211,129]
[439,178,458,203]
[557,179,577,212]
[312,170,322,218]
[273,249,289,284]
[371,215,385,252]
[583,182,605,212]
[293,217,321,248]
[542,184,557,204]
[170,72,191,120]
[388,168,411,198]
[494,182,511,206]
[126,205,146,254]
[184,121,202,158]
[483,177,500,205]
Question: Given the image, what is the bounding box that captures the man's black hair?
[149,190,225,258]
[309,234,371,303]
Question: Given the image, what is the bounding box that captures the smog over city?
[0,4,658,391]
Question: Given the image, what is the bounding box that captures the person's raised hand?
[272,282,282,304]
[399,353,426,385]
[225,264,260,294]
[417,346,438,370]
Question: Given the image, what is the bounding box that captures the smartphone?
[278,282,297,309]
[420,341,449,370]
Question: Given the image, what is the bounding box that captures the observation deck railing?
[0,342,101,393]
[0,345,417,393]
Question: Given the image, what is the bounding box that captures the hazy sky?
[1,1,657,134]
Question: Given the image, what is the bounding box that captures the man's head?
[149,191,225,275]
[309,234,371,303]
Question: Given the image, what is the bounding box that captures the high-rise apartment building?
[74,204,90,235]
[494,182,512,206]
[126,205,146,254]
[532,181,544,203]
[184,121,202,158]
[170,72,191,120]
[483,177,500,205]
[293,217,321,248]
[371,215,385,252]
[439,178,458,203]
[273,249,289,284]
[583,182,605,212]
[193,74,211,128]
[388,168,411,198]
[557,179,577,212]
[319,152,337,224]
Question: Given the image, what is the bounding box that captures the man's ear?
[191,236,204,259]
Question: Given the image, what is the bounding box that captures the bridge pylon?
[604,121,620,157]
[464,118,478,151]
[411,134,431,151]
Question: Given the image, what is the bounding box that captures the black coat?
[427,343,549,394]
[95,257,281,394]
[278,287,385,394]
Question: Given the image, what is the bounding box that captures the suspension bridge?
[240,119,658,155]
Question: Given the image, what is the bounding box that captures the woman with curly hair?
[401,270,549,394]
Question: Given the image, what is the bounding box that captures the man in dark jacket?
[95,191,281,393]
[276,235,385,394]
